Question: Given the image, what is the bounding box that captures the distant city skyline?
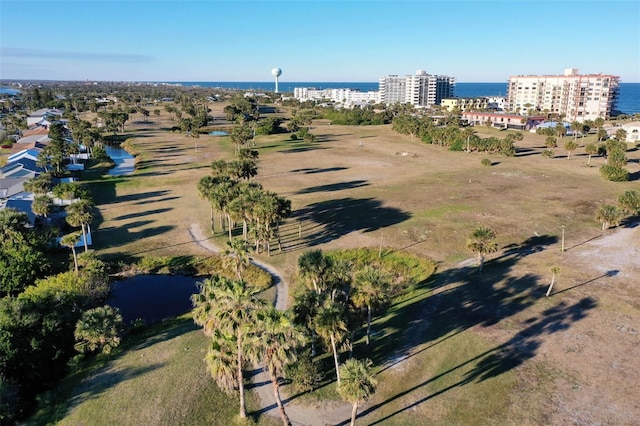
[1,1,638,83]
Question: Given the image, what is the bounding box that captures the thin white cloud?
[1,47,154,63]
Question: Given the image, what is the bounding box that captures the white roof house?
[622,121,640,143]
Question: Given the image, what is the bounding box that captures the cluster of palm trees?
[25,173,95,273]
[197,150,291,256]
[291,250,390,385]
[192,249,384,425]
[392,113,523,155]
[191,275,305,425]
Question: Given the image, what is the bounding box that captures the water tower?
[271,67,282,93]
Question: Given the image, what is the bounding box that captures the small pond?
[106,275,201,324]
[105,144,135,176]
[209,130,229,136]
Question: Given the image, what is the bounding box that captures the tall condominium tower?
[379,70,455,108]
[507,68,620,122]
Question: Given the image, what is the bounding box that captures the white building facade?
[507,68,620,122]
[293,87,380,106]
[379,70,455,108]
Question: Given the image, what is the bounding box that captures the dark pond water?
[209,130,229,136]
[106,275,202,323]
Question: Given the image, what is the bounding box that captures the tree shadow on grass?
[288,197,411,248]
[358,297,596,425]
[318,233,595,424]
[295,180,369,195]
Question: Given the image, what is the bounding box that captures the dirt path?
[188,224,353,425]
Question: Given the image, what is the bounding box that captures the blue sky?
[1,0,639,82]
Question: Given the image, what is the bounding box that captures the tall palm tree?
[338,358,378,426]
[595,204,622,230]
[298,250,332,294]
[564,140,578,158]
[60,231,82,275]
[316,301,347,385]
[191,276,264,419]
[66,199,94,253]
[257,308,306,426]
[352,267,390,345]
[466,226,498,272]
[570,121,582,142]
[292,289,322,356]
[222,238,250,280]
[196,175,217,232]
[585,143,598,166]
[74,305,123,355]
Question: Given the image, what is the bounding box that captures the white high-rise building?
[379,70,455,108]
[507,68,620,122]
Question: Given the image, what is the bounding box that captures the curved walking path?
[188,224,352,425]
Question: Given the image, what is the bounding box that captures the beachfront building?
[461,111,545,130]
[379,70,455,108]
[441,96,506,112]
[507,68,620,122]
[293,87,380,106]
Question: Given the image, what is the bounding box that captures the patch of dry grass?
[82,105,640,424]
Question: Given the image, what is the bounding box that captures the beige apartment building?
[507,68,620,122]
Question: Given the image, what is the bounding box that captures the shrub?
[284,350,323,392]
[290,133,298,141]
[481,158,492,166]
[448,138,465,151]
[600,165,629,182]
[542,149,554,159]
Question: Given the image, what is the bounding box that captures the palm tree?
[74,305,123,355]
[546,266,560,297]
[298,250,332,294]
[66,199,94,252]
[585,143,598,166]
[618,190,640,216]
[23,173,52,195]
[205,330,239,394]
[564,140,578,158]
[570,121,582,142]
[338,358,378,426]
[223,238,250,280]
[292,289,322,356]
[197,175,217,232]
[466,226,498,272]
[316,301,347,385]
[257,308,306,426]
[191,276,264,419]
[32,194,53,221]
[352,267,390,345]
[595,204,622,230]
[545,136,557,150]
[60,231,82,274]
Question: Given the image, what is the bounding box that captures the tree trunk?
[546,275,556,297]
[72,246,78,275]
[227,215,233,241]
[366,304,372,345]
[478,253,484,272]
[350,401,358,426]
[270,368,291,426]
[331,334,341,385]
[81,223,89,253]
[311,328,317,357]
[237,335,247,418]
[210,205,215,232]
[587,154,591,166]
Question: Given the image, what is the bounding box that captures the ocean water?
[169,81,639,115]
